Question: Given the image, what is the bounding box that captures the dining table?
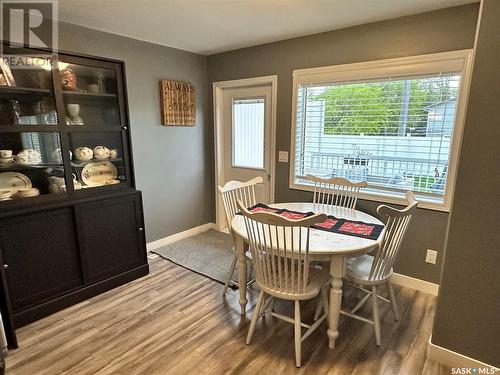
[230,202,385,350]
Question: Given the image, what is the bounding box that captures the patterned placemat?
[245,203,384,240]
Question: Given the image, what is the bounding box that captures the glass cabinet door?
[0,48,132,204]
[0,51,58,126]
[0,132,66,201]
[58,61,121,127]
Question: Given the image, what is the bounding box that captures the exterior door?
[222,84,273,206]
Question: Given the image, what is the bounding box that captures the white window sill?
[289,182,451,212]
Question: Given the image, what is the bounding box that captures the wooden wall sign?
[159,80,196,126]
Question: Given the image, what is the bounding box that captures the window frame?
[289,50,474,212]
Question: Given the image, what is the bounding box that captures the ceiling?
[58,0,477,56]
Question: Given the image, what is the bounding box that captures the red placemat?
[245,203,384,240]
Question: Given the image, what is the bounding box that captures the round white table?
[231,202,385,349]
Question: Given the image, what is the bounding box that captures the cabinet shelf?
[0,86,51,96]
[66,125,123,131]
[62,91,117,99]
[0,163,64,171]
[71,158,123,167]
[0,125,59,132]
[0,86,52,101]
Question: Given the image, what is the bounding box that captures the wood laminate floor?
[7,257,449,374]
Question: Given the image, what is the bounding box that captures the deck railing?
[302,152,447,193]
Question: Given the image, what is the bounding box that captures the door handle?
[267,173,271,181]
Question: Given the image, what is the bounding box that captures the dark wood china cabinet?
[0,44,148,347]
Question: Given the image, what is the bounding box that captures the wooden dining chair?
[305,174,367,209]
[218,176,263,295]
[342,191,418,345]
[238,201,329,367]
[307,174,368,319]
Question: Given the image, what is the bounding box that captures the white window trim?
[289,50,474,212]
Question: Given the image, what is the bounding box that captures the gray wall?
[58,22,212,242]
[207,4,479,283]
[432,0,500,367]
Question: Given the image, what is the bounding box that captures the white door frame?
[213,75,278,229]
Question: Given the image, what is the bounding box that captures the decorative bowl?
[74,147,93,161]
[93,146,110,160]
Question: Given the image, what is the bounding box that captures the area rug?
[152,229,247,288]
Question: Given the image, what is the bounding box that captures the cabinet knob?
[122,126,128,130]
[139,227,144,231]
[3,264,8,269]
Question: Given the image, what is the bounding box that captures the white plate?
[81,161,117,187]
[0,172,32,191]
[0,189,13,198]
[13,188,40,197]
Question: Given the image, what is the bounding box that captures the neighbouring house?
[425,99,457,137]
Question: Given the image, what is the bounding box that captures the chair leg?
[387,281,400,321]
[294,300,302,367]
[321,286,329,316]
[258,295,268,317]
[246,290,264,345]
[223,255,238,295]
[313,295,323,321]
[372,286,381,346]
[248,260,254,282]
[351,292,371,314]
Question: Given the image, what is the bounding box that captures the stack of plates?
[12,188,40,199]
[0,190,13,201]
[0,172,32,190]
[0,172,41,201]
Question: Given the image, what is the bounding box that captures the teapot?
[93,146,110,160]
[74,147,93,161]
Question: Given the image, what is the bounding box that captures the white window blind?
[293,68,465,207]
[232,98,265,169]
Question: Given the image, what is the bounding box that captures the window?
[232,97,265,169]
[290,51,473,211]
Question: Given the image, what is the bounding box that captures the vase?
[67,104,84,126]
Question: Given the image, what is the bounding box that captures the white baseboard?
[146,223,216,252]
[428,337,499,370]
[391,273,439,296]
